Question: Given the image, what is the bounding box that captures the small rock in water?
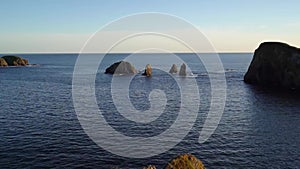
[169,64,178,74]
[142,64,152,77]
[179,63,187,76]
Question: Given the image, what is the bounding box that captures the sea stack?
[142,64,152,77]
[244,42,300,90]
[105,61,137,75]
[169,64,178,74]
[179,63,187,76]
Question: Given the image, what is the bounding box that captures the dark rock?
[105,61,137,75]
[169,64,178,74]
[179,63,187,76]
[0,58,8,67]
[142,64,152,76]
[165,154,205,169]
[244,42,300,90]
[1,55,29,66]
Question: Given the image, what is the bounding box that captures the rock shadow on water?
[245,83,300,100]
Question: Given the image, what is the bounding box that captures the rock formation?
[142,154,205,169]
[142,64,152,76]
[169,64,178,74]
[244,42,300,90]
[143,165,156,169]
[105,61,137,75]
[0,58,8,67]
[179,63,187,76]
[1,55,29,66]
[165,154,205,169]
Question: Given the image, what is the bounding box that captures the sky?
[0,0,299,53]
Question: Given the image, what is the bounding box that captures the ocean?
[0,53,299,168]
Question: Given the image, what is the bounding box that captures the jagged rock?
[244,42,300,90]
[179,63,187,76]
[142,64,152,76]
[105,61,137,75]
[1,55,29,66]
[0,58,8,67]
[165,154,205,169]
[169,64,178,74]
[143,165,156,169]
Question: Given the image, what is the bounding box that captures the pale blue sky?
[1,0,299,52]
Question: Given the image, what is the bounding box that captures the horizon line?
[0,52,254,55]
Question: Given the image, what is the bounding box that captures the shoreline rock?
[244,42,300,90]
[105,61,138,75]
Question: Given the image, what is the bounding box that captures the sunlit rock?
[142,64,152,76]
[0,58,8,67]
[165,154,205,169]
[143,165,156,169]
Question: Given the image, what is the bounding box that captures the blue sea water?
[0,53,299,168]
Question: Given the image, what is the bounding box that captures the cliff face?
[244,42,300,90]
